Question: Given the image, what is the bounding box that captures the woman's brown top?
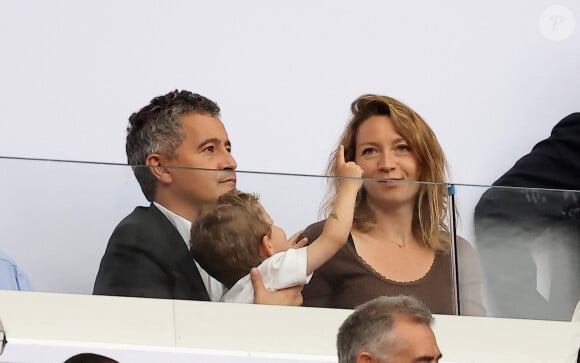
[301,221,455,314]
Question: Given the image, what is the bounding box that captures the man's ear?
[356,352,378,363]
[146,154,172,183]
[260,235,275,258]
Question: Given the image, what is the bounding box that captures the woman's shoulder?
[455,236,478,258]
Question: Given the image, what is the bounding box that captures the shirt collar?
[153,202,191,249]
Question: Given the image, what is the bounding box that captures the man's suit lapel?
[149,204,211,301]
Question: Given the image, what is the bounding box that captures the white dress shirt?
[153,202,226,301]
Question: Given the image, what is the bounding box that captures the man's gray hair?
[337,295,433,363]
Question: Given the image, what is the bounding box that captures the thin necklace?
[387,239,407,248]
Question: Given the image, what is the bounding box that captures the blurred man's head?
[64,353,118,363]
[337,295,441,363]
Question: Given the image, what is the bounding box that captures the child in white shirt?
[191,145,362,303]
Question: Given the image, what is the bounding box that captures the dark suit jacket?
[493,112,580,190]
[93,204,210,301]
[474,113,580,320]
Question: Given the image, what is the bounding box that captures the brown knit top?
[301,221,456,314]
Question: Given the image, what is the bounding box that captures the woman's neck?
[363,200,416,244]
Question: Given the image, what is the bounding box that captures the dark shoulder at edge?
[300,220,326,246]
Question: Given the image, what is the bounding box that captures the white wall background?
[0,0,579,308]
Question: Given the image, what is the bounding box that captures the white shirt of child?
[222,247,312,303]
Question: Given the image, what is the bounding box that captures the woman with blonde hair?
[301,94,484,315]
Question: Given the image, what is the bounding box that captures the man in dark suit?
[474,113,580,320]
[93,90,302,305]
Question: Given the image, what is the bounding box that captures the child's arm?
[306,145,363,274]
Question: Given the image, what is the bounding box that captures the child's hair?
[190,189,272,288]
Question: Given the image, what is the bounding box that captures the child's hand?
[335,144,363,188]
[288,230,308,248]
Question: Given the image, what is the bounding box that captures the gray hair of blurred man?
[337,295,433,363]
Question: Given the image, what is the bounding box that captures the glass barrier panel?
[0,158,146,294]
[0,157,464,317]
[7,157,578,321]
[0,157,331,297]
[453,183,580,321]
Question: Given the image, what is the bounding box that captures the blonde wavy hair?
[322,94,450,252]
